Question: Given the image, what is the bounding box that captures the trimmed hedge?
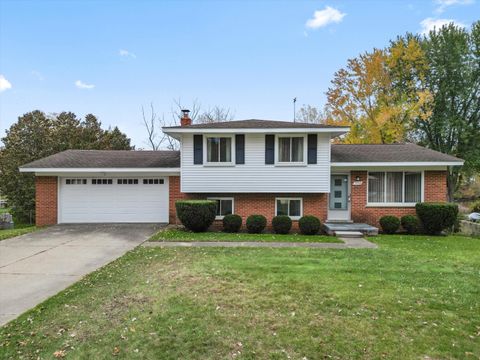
[298,215,321,235]
[379,215,400,234]
[416,202,458,235]
[401,215,419,234]
[246,215,267,234]
[223,214,242,233]
[175,200,216,232]
[272,215,292,234]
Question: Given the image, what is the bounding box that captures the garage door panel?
[59,177,169,223]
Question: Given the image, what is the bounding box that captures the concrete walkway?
[0,223,161,326]
[144,236,378,249]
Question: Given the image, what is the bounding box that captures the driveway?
[0,223,161,326]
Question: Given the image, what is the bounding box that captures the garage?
[58,177,169,223]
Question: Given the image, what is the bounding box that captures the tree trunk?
[446,167,458,202]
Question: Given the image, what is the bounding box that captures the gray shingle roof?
[331,143,462,163]
[164,119,349,129]
[20,150,180,168]
[20,144,462,169]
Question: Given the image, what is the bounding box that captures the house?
[19,111,463,229]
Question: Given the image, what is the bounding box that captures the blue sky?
[1,0,478,148]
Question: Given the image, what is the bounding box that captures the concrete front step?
[334,231,364,238]
[324,222,379,236]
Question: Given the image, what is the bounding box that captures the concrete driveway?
[0,223,161,326]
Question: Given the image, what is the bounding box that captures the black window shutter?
[235,134,245,164]
[265,134,275,164]
[307,134,317,164]
[193,135,203,165]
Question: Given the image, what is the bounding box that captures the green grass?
[150,228,341,243]
[0,224,37,241]
[1,235,479,359]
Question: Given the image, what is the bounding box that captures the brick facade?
[35,176,58,226]
[35,171,448,228]
[168,176,327,230]
[350,170,447,227]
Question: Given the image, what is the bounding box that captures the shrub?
[298,215,321,235]
[175,200,216,232]
[223,214,242,233]
[416,202,459,235]
[471,200,480,213]
[401,215,418,234]
[272,215,292,234]
[379,215,400,234]
[246,215,267,234]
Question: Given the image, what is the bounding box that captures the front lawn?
[1,235,479,359]
[0,224,37,241]
[150,228,341,242]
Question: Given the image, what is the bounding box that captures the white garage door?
[59,177,169,223]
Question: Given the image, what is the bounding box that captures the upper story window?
[368,171,422,205]
[206,136,232,163]
[277,136,304,163]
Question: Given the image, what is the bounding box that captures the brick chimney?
[180,109,192,126]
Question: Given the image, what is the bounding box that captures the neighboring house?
[20,112,463,228]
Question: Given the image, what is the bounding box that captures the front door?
[328,174,350,221]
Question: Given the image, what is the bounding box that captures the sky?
[1,0,479,148]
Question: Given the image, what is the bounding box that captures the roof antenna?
[293,97,297,123]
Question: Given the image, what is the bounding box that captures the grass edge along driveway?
[1,234,479,359]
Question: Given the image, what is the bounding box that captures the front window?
[207,137,232,163]
[208,197,233,219]
[276,198,302,219]
[278,136,304,163]
[368,172,422,204]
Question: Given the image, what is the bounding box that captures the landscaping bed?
[150,228,341,243]
[1,235,479,359]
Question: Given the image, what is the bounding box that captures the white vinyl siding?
[181,133,331,193]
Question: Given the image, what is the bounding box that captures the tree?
[325,45,431,144]
[295,105,326,123]
[142,99,234,151]
[417,22,480,200]
[394,22,480,200]
[0,111,132,222]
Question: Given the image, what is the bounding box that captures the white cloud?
[0,75,12,92]
[435,0,474,13]
[75,80,95,89]
[305,6,346,29]
[420,17,466,35]
[119,49,136,58]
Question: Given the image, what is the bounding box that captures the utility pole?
[293,97,297,122]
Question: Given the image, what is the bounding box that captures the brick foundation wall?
[350,170,447,227]
[35,176,58,226]
[168,176,327,229]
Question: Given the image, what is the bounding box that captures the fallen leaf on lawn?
[112,346,120,356]
[53,350,66,358]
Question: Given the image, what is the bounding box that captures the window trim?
[366,171,424,207]
[204,134,235,166]
[207,197,234,220]
[275,197,303,220]
[274,134,307,166]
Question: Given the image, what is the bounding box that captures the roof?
[331,143,463,163]
[164,119,349,129]
[20,150,180,169]
[20,144,463,170]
